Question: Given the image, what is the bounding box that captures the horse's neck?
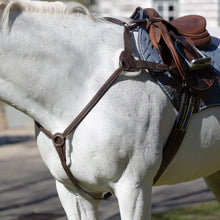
[0,12,124,132]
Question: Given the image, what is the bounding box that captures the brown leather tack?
[35,10,213,198]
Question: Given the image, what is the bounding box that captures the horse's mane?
[0,0,92,30]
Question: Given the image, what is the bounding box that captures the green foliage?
[152,201,220,220]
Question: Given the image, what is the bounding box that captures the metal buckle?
[174,41,211,71]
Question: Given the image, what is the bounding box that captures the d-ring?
[53,133,65,148]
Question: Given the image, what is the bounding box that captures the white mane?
[0,0,92,30]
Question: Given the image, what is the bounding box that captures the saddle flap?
[148,25,162,50]
[185,67,215,91]
[144,8,162,18]
[144,9,185,78]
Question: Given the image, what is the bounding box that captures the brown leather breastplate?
[36,9,213,199]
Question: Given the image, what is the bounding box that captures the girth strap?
[153,88,195,184]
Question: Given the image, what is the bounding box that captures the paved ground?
[0,129,216,220]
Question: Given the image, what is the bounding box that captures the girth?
[36,8,215,200]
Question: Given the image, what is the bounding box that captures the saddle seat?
[171,15,211,50]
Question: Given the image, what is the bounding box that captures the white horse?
[0,0,220,219]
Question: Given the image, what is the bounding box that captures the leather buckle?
[119,51,138,71]
[174,41,211,71]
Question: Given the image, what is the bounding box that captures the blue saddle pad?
[138,25,220,111]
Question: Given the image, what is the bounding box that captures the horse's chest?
[36,133,69,181]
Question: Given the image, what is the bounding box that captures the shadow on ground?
[13,213,64,220]
[0,136,34,146]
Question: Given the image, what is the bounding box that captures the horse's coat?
[0,0,220,219]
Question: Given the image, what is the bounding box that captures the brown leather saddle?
[141,8,215,91]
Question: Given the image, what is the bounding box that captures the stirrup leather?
[174,39,211,71]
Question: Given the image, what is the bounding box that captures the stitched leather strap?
[153,88,195,184]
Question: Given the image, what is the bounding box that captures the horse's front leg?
[56,180,99,220]
[115,176,152,220]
